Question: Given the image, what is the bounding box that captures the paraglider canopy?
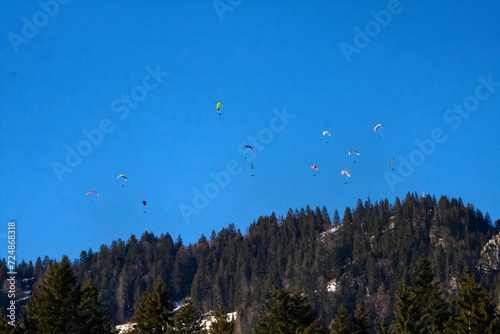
[374,124,383,133]
[241,145,256,152]
[348,150,359,156]
[341,170,350,177]
[389,158,395,170]
[311,164,318,170]
[216,102,222,114]
[143,201,146,206]
[323,131,331,143]
[117,174,127,187]
[86,191,99,203]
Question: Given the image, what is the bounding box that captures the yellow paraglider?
[323,131,331,143]
[216,102,222,115]
[117,174,127,187]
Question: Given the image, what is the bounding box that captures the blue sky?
[1,0,499,264]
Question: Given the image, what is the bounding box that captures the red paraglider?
[311,164,318,176]
[241,145,256,152]
[86,191,99,203]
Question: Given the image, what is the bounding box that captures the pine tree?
[453,267,500,334]
[329,306,355,334]
[22,256,81,333]
[411,258,450,333]
[78,279,116,333]
[0,313,13,333]
[394,259,450,334]
[132,277,175,334]
[352,302,370,334]
[375,320,393,334]
[253,287,324,334]
[443,316,460,334]
[172,296,205,334]
[394,282,416,334]
[209,305,234,334]
[296,320,327,334]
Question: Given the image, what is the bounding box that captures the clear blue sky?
[1,0,499,264]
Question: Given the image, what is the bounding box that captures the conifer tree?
[78,279,116,334]
[394,259,450,334]
[172,296,205,334]
[394,282,416,334]
[209,305,234,334]
[22,256,81,333]
[329,306,355,334]
[453,267,500,334]
[253,287,324,334]
[411,258,450,333]
[443,316,460,334]
[132,277,175,334]
[0,313,13,333]
[352,302,370,334]
[375,320,393,334]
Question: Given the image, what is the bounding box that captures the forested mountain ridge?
[2,192,500,333]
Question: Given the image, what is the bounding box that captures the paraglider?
[117,174,127,187]
[374,124,383,136]
[311,164,318,176]
[86,191,99,203]
[341,170,350,184]
[241,145,256,159]
[241,145,255,152]
[389,158,395,170]
[143,201,147,213]
[216,102,222,115]
[349,150,359,163]
[323,131,331,143]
